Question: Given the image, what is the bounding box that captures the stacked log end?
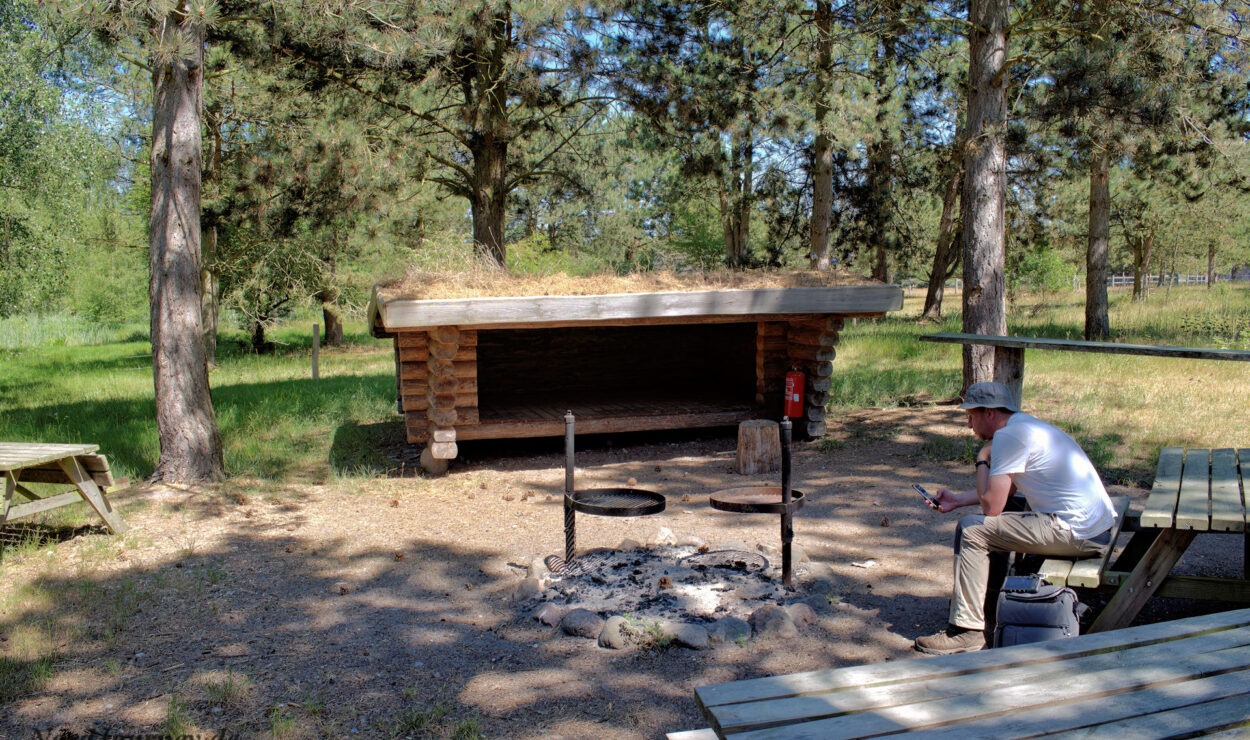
[786,317,843,439]
[395,327,479,460]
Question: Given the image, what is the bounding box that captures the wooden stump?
[737,420,781,475]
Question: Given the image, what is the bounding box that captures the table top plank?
[0,442,99,472]
[697,608,1250,715]
[1209,448,1245,532]
[918,332,1250,361]
[707,627,1250,736]
[873,670,1250,740]
[724,649,1250,739]
[1140,446,1184,529]
[1041,693,1250,739]
[1177,449,1213,531]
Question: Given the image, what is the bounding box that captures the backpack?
[993,575,1081,648]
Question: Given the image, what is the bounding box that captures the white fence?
[1106,273,1211,288]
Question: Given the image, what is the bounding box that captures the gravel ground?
[0,403,1236,739]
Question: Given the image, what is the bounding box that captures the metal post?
[780,416,794,587]
[564,411,576,563]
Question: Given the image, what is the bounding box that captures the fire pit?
[560,412,665,564]
[709,417,804,586]
[536,542,803,623]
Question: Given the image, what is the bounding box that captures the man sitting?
[915,381,1116,655]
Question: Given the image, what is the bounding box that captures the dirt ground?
[0,402,1239,739]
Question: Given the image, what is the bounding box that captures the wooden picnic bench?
[1034,495,1132,589]
[678,606,1250,738]
[1,442,127,534]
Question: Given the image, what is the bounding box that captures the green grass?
[0,317,398,484]
[848,283,1250,474]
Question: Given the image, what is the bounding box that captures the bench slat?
[1038,558,1073,586]
[1067,496,1132,588]
[1140,446,1184,528]
[1177,449,1212,530]
[15,453,116,488]
[1209,448,1245,532]
[666,730,718,740]
[1036,496,1130,589]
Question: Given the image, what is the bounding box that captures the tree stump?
[737,420,781,475]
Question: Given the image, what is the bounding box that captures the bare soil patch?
[0,403,1237,739]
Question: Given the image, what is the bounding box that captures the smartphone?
[913,484,939,510]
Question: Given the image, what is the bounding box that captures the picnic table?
[681,606,1250,738]
[1089,446,1250,631]
[1,442,127,534]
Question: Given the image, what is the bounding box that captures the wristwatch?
[975,460,991,469]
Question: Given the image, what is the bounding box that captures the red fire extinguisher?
[784,367,805,418]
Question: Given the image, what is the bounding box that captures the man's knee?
[954,514,989,554]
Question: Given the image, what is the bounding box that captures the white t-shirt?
[990,412,1115,540]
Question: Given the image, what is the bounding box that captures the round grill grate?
[544,549,618,576]
[567,488,666,517]
[678,549,770,573]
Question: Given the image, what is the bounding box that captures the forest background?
[3,0,1250,469]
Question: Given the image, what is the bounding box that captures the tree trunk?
[1129,227,1154,301]
[867,33,898,284]
[201,105,222,368]
[960,0,1010,389]
[924,131,966,321]
[467,6,511,267]
[250,320,267,353]
[149,4,223,484]
[322,304,344,345]
[720,128,754,268]
[1207,241,1216,288]
[201,228,219,367]
[1085,149,1111,339]
[808,1,834,272]
[470,133,508,266]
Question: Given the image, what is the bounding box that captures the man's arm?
[976,443,1014,515]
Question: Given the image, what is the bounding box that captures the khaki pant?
[950,512,1108,631]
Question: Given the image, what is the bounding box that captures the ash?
[540,545,799,623]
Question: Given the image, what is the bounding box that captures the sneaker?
[914,626,986,655]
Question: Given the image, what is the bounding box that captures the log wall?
[392,316,843,452]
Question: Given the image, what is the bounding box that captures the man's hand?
[934,487,977,513]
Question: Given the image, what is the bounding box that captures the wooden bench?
[1034,495,1131,588]
[681,607,1250,738]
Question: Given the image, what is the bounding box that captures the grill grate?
[545,549,617,576]
[567,488,666,517]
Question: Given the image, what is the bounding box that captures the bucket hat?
[959,381,1020,413]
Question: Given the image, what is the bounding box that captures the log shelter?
[367,285,903,467]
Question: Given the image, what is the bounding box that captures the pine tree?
[62,0,225,483]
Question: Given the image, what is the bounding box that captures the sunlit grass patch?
[840,284,1250,475]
